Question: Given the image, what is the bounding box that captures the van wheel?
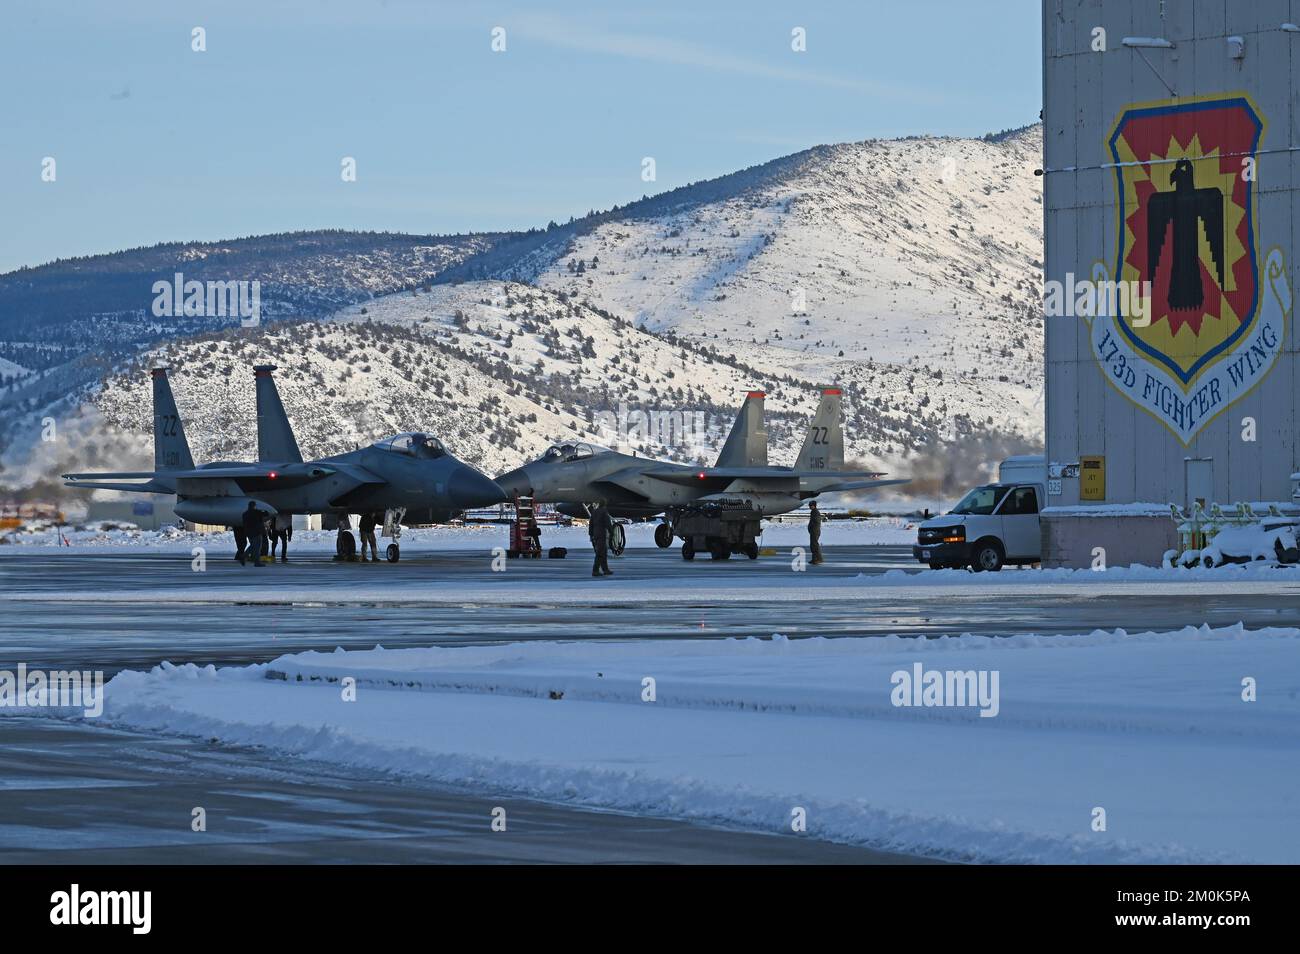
[970,541,1004,572]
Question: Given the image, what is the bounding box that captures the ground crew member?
[270,514,292,562]
[808,500,824,565]
[589,502,612,577]
[359,511,380,562]
[242,501,266,569]
[233,525,248,565]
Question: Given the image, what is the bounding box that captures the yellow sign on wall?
[1080,456,1106,501]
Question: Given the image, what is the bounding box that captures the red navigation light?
[269,471,277,479]
[698,472,707,479]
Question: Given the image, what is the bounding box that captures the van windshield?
[951,484,1010,516]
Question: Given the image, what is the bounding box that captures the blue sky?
[0,0,1041,273]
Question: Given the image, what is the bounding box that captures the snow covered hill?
[76,282,942,480]
[2,126,1046,498]
[531,126,1045,436]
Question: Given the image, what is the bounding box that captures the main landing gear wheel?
[609,523,626,556]
[336,531,357,560]
[681,539,695,561]
[654,523,673,548]
[386,543,400,563]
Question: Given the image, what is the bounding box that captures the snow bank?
[54,623,1300,864]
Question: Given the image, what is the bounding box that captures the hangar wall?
[1041,0,1299,567]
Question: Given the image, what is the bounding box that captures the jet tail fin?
[152,367,195,472]
[794,388,844,471]
[254,365,303,464]
[714,391,767,467]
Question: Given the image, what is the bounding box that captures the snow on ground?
[48,623,1300,864]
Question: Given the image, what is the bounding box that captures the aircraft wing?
[641,466,889,486]
[813,477,911,493]
[589,466,658,498]
[64,471,167,481]
[64,466,277,481]
[60,478,174,493]
[65,462,385,491]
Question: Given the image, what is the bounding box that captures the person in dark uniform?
[589,502,612,577]
[270,515,291,562]
[527,518,542,554]
[233,525,248,565]
[808,500,824,565]
[241,501,266,569]
[359,511,380,562]
[264,516,277,561]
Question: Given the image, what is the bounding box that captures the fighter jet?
[63,365,505,561]
[495,388,906,560]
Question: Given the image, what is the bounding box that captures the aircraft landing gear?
[654,522,673,549]
[382,507,406,564]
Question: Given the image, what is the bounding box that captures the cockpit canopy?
[373,432,447,460]
[539,442,606,464]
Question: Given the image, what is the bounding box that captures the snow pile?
[55,623,1300,864]
[1198,521,1299,567]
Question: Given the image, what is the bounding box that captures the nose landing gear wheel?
[654,523,673,548]
[386,543,400,563]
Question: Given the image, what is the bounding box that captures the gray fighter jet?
[495,388,906,560]
[63,365,504,561]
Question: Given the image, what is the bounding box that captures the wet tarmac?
[2,544,1295,863]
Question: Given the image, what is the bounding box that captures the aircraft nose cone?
[449,467,507,508]
[494,465,532,500]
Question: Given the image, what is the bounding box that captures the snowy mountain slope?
[531,126,1044,439]
[335,280,1036,469]
[4,126,1045,498]
[78,282,938,479]
[0,230,504,456]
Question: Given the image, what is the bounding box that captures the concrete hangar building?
[1040,0,1299,566]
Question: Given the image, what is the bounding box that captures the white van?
[913,455,1047,571]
